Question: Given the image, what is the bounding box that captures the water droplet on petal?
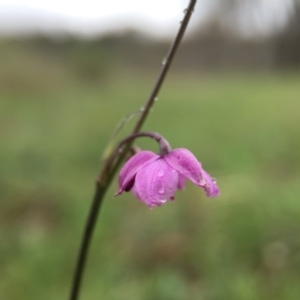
[160,199,167,203]
[212,177,217,184]
[158,187,165,194]
[157,169,164,177]
[199,179,206,186]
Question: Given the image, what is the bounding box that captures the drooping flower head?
[115,147,219,208]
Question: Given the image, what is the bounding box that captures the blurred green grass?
[1,66,300,300]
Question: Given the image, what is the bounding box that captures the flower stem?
[69,1,197,299]
[132,1,197,135]
[112,132,172,162]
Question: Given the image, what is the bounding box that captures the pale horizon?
[0,0,294,39]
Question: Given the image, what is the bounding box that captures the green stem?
[69,1,197,299]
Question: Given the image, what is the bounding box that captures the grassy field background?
[1,46,300,299]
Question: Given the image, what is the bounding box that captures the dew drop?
[140,106,145,112]
[160,199,167,203]
[157,169,164,177]
[162,58,167,66]
[154,97,158,102]
[199,179,206,186]
[158,187,165,194]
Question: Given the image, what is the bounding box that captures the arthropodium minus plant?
[69,1,217,300]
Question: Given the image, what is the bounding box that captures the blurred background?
[1,0,300,299]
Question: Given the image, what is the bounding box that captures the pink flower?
[115,148,219,208]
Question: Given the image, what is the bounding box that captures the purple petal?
[132,158,179,208]
[177,174,186,190]
[164,148,203,185]
[199,169,220,197]
[116,151,159,195]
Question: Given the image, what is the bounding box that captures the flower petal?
[199,169,220,197]
[164,148,203,185]
[132,158,179,208]
[116,151,159,195]
[177,174,186,189]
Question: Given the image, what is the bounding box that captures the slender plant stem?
[110,132,172,165]
[131,0,196,135]
[69,1,197,299]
